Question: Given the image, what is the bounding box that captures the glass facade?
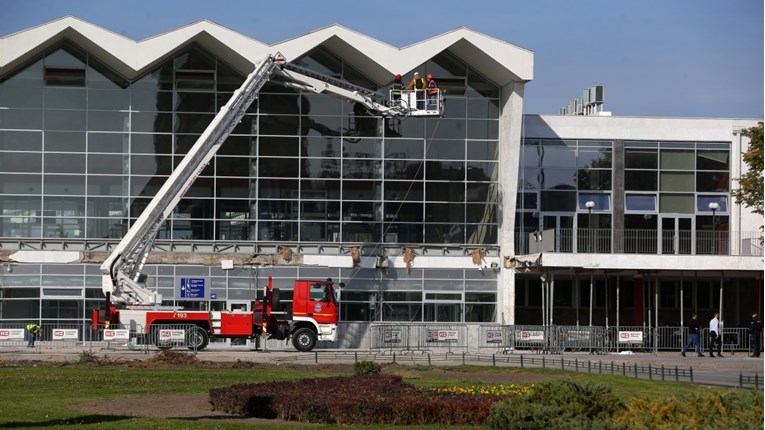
[0,43,500,324]
[516,139,731,255]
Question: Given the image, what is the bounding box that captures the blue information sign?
[179,278,206,299]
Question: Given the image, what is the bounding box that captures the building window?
[578,193,610,211]
[45,68,85,87]
[625,194,657,212]
[697,195,728,213]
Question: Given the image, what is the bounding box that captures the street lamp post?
[585,200,595,252]
[709,202,719,254]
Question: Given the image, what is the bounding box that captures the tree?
[732,122,763,216]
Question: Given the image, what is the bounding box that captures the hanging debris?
[403,247,416,273]
[278,246,293,262]
[351,246,361,267]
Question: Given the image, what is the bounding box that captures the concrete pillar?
[497,80,525,325]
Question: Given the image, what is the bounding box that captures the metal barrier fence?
[610,326,653,352]
[1,322,759,356]
[371,323,414,353]
[700,327,752,355]
[370,323,469,354]
[276,350,765,389]
[552,326,609,354]
[0,323,206,353]
[511,325,548,352]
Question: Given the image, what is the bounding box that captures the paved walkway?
[1,346,762,388]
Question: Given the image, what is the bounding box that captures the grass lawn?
[0,359,751,429]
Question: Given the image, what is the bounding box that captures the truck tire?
[291,327,317,352]
[186,326,209,351]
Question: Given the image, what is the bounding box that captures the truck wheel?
[186,326,209,351]
[291,327,317,352]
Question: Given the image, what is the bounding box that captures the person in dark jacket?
[681,312,703,357]
[425,73,438,110]
[750,312,762,358]
[391,74,404,102]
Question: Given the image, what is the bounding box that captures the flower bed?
[209,374,513,425]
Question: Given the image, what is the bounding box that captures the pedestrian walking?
[750,311,762,358]
[709,311,723,357]
[681,312,703,357]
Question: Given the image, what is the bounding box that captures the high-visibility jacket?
[405,77,425,91]
[26,323,41,334]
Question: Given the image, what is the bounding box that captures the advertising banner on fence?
[52,329,79,340]
[103,329,130,341]
[426,330,459,342]
[383,329,402,344]
[486,330,503,344]
[0,329,25,340]
[159,330,186,342]
[515,330,545,342]
[618,331,643,344]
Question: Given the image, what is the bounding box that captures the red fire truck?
[93,276,341,352]
[91,53,421,351]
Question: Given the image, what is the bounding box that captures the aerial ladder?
[101,54,410,307]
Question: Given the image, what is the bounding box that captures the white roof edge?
[0,16,533,83]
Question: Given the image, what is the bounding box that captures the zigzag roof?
[0,16,533,86]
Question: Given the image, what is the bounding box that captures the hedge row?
[210,374,498,425]
[487,379,764,430]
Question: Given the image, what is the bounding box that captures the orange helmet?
[427,74,433,80]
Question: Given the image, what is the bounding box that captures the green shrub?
[487,378,623,430]
[487,378,764,430]
[609,390,764,430]
[77,350,99,364]
[353,360,381,376]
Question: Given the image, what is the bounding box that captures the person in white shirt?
[708,312,723,357]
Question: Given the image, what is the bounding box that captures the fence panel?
[656,326,686,351]
[0,323,30,348]
[552,326,609,354]
[44,323,85,349]
[370,324,412,352]
[144,323,204,351]
[478,325,510,352]
[510,325,547,352]
[416,324,468,353]
[611,326,653,352]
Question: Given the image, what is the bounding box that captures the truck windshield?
[309,284,332,302]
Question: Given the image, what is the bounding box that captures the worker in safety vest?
[426,73,438,110]
[26,323,41,347]
[405,72,426,109]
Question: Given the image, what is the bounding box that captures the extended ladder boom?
[101,55,407,304]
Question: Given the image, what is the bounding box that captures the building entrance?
[660,216,693,254]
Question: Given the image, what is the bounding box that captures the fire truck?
[92,54,441,352]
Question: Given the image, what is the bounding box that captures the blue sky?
[3,0,762,118]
